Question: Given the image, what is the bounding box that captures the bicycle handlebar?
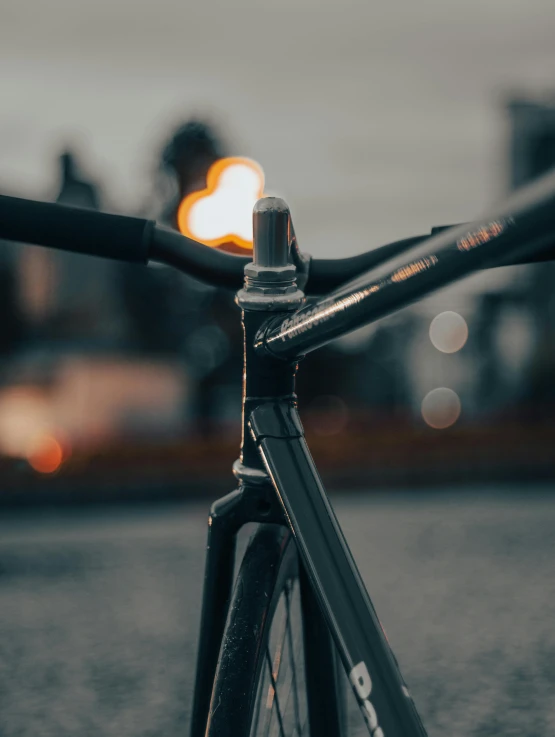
[0,194,154,264]
[1,193,555,296]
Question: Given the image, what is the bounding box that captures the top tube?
[257,167,555,360]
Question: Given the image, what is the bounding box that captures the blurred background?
[2,0,555,496]
[1,1,555,735]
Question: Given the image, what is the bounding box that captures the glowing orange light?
[177,156,266,251]
[27,435,64,474]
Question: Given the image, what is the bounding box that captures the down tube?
[249,401,427,737]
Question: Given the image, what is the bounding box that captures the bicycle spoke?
[251,664,268,737]
[251,576,308,737]
[265,646,287,737]
[264,600,287,737]
[260,601,288,735]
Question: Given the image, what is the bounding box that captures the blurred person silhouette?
[121,119,229,353]
[160,119,225,224]
[155,119,247,256]
[121,119,243,435]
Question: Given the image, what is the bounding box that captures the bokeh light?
[0,386,50,457]
[27,435,65,474]
[421,388,461,429]
[177,157,265,250]
[429,311,468,353]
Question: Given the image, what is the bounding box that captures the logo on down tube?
[349,662,384,737]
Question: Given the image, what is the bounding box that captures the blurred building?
[472,97,555,415]
[0,148,193,459]
[19,150,126,344]
[2,100,555,475]
[395,96,555,427]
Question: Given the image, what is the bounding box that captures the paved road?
[1,487,555,736]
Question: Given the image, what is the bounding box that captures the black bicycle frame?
[249,401,427,737]
[190,201,348,737]
[191,172,555,737]
[257,168,555,360]
[4,163,555,737]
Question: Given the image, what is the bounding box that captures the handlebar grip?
[0,195,154,263]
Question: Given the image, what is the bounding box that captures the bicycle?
[1,169,555,737]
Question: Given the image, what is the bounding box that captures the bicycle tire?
[205,523,345,737]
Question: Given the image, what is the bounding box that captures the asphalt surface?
[1,487,554,737]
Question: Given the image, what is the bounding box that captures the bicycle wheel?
[206,523,344,737]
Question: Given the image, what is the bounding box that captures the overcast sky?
[2,0,555,263]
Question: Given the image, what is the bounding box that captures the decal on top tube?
[456,217,514,252]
